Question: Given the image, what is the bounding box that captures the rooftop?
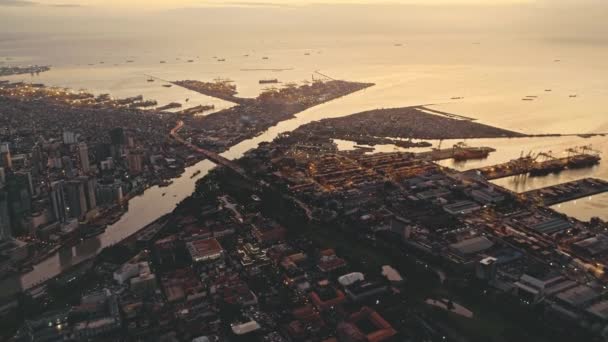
[186,238,224,262]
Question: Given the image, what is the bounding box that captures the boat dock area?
[470,151,600,180]
[521,178,608,206]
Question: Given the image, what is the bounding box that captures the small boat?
[545,89,552,92]
[163,84,173,88]
[185,98,189,102]
[243,54,249,57]
[126,60,134,63]
[522,98,534,101]
[191,170,201,178]
[394,43,403,47]
[259,79,279,84]
[147,78,155,82]
[187,60,194,63]
[160,61,166,64]
[304,53,310,56]
[217,58,226,62]
[569,95,578,98]
[450,97,463,100]
[162,193,166,197]
[262,57,269,60]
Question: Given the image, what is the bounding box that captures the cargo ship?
[529,160,566,177]
[567,154,601,169]
[259,79,279,84]
[453,147,493,161]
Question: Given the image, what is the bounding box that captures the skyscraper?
[5,172,32,234]
[0,143,12,170]
[65,180,87,220]
[78,176,97,212]
[78,142,90,173]
[31,144,44,176]
[127,150,144,175]
[0,189,12,240]
[49,181,67,223]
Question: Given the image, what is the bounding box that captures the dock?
[522,178,608,206]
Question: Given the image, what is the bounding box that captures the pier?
[521,178,608,206]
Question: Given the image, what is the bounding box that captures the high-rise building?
[109,128,125,146]
[127,151,144,175]
[5,172,32,234]
[65,180,88,220]
[31,144,44,176]
[62,131,78,145]
[78,142,91,173]
[96,183,123,206]
[62,156,75,178]
[0,143,12,170]
[78,176,97,212]
[0,189,12,240]
[49,181,67,223]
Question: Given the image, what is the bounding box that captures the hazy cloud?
[0,0,38,6]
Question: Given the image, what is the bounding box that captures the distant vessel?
[126,60,134,63]
[394,43,403,47]
[83,225,107,239]
[262,57,269,60]
[147,78,155,82]
[163,84,173,88]
[304,52,310,56]
[162,193,166,197]
[569,95,578,98]
[160,60,166,64]
[259,79,279,84]
[522,98,534,101]
[453,147,492,161]
[545,89,552,92]
[529,160,565,177]
[218,58,226,62]
[567,154,601,169]
[187,60,194,63]
[450,97,464,100]
[191,170,202,178]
